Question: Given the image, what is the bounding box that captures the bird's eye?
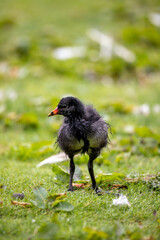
[59,105,66,109]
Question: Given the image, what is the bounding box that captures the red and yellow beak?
[48,107,59,117]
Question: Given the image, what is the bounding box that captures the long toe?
[95,188,103,195]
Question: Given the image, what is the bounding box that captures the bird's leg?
[68,156,75,191]
[88,158,96,190]
[88,149,100,192]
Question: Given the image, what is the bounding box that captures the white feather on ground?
[36,152,69,168]
[112,195,131,206]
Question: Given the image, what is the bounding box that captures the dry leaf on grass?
[72,183,86,188]
[109,184,128,190]
[56,193,67,197]
[125,175,156,182]
[11,201,31,207]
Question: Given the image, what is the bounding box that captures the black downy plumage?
[48,96,110,192]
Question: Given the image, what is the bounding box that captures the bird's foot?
[95,187,103,195]
[67,186,74,192]
[90,185,103,195]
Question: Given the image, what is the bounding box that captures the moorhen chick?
[48,96,110,192]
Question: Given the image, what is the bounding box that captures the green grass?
[0,0,160,239]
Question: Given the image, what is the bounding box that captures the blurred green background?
[0,0,160,148]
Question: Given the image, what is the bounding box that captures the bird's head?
[48,96,85,118]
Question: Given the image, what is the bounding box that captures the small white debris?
[0,104,5,113]
[133,104,150,116]
[0,89,18,102]
[36,152,69,168]
[18,67,28,79]
[52,46,86,60]
[112,194,131,206]
[0,62,9,75]
[88,29,113,59]
[32,219,36,223]
[6,89,18,101]
[153,104,160,114]
[0,90,4,101]
[124,125,134,134]
[114,44,135,63]
[87,28,135,62]
[149,13,160,27]
[31,97,46,106]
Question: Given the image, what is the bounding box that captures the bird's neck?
[64,109,85,122]
[64,115,83,124]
